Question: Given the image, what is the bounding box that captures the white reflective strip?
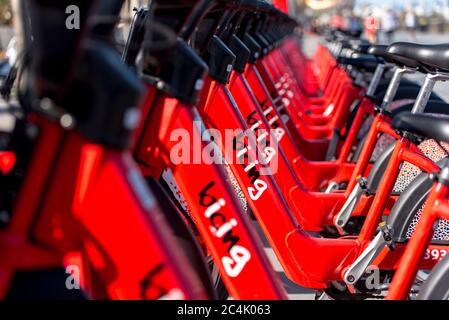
[323,103,334,117]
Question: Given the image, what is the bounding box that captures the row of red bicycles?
[1,0,449,300]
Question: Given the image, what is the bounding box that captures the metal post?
[411,74,437,114]
[366,64,385,97]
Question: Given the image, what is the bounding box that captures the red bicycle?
[124,0,449,299]
[3,0,449,300]
[0,0,215,300]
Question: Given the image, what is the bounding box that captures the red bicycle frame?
[263,42,360,128]
[244,55,368,190]
[254,42,364,161]
[194,57,448,290]
[215,49,390,232]
[387,174,449,299]
[272,0,289,13]
[133,85,287,299]
[0,114,209,299]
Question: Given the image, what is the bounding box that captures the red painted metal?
[133,85,287,299]
[387,183,449,299]
[0,116,208,299]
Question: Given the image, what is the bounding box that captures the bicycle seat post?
[411,72,449,114]
[380,67,416,109]
[365,64,386,97]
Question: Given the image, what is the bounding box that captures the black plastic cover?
[242,34,261,64]
[205,36,236,84]
[26,0,94,102]
[253,33,270,57]
[227,35,250,73]
[64,42,144,148]
[144,40,209,106]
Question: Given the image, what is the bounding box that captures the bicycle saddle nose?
[392,112,449,144]
[349,39,371,55]
[335,28,363,39]
[368,45,419,68]
[387,42,449,72]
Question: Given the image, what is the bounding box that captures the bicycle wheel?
[147,178,228,300]
[418,253,449,300]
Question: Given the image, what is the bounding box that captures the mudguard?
[418,253,449,300]
[393,100,449,115]
[375,78,419,97]
[387,159,447,244]
[367,143,395,192]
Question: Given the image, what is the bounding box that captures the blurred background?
[298,0,449,45]
[0,0,444,96]
[0,1,446,56]
[0,0,445,87]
